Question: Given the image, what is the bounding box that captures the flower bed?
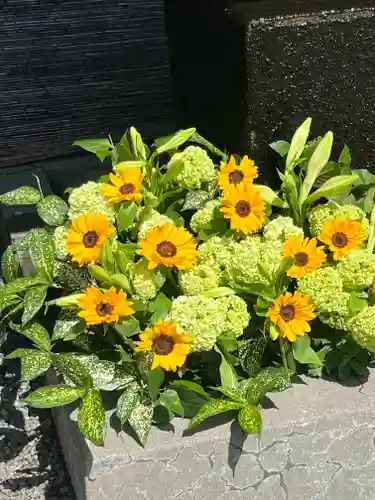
[1,120,374,451]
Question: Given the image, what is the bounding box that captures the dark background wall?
[1,0,174,169]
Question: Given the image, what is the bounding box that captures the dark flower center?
[235,200,251,217]
[229,170,244,185]
[83,231,98,248]
[153,335,174,355]
[157,240,177,258]
[280,305,295,322]
[332,232,348,248]
[294,252,308,266]
[96,302,114,316]
[120,183,134,194]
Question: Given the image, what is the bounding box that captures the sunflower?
[134,321,192,371]
[268,291,316,342]
[220,183,265,234]
[101,168,143,204]
[318,217,366,260]
[78,287,134,326]
[218,155,258,193]
[138,223,197,270]
[283,235,326,278]
[65,213,115,266]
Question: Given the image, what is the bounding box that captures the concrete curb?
[48,370,375,500]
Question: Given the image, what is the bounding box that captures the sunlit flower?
[134,321,192,371]
[220,184,265,234]
[268,291,316,342]
[318,218,366,260]
[101,168,143,204]
[283,235,326,278]
[78,287,134,326]
[65,213,115,266]
[138,223,197,270]
[218,155,258,192]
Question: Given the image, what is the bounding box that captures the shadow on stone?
[227,419,248,476]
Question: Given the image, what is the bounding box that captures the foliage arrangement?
[1,119,375,446]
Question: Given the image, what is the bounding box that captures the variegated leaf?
[237,405,262,434]
[188,399,243,431]
[37,195,68,226]
[12,322,51,350]
[20,351,51,381]
[78,389,106,446]
[22,286,48,325]
[28,229,54,282]
[128,398,154,446]
[24,385,85,408]
[117,381,141,426]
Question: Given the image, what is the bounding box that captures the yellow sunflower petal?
[318,217,365,260]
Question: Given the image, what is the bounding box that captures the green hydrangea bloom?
[263,216,303,242]
[217,295,250,338]
[348,306,375,352]
[167,295,226,351]
[132,268,159,302]
[197,236,232,271]
[337,250,375,291]
[53,225,69,261]
[309,203,369,238]
[179,264,221,296]
[68,182,115,222]
[297,267,350,317]
[168,146,216,190]
[190,200,220,233]
[138,210,173,240]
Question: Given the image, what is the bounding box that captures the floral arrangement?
[1,119,375,447]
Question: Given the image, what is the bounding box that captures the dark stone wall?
[1,0,174,168]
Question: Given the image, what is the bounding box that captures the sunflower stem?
[279,337,289,374]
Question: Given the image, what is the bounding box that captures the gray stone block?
[230,0,375,171]
[49,370,375,500]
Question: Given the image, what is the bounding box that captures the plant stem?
[279,337,289,374]
[32,174,44,199]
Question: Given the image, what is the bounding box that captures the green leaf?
[348,292,368,315]
[20,351,51,381]
[292,336,322,366]
[128,398,154,446]
[299,131,334,205]
[99,239,115,275]
[0,276,47,297]
[148,368,165,401]
[73,138,111,154]
[129,127,147,160]
[99,364,136,391]
[163,158,184,184]
[363,186,375,213]
[353,168,375,187]
[164,207,185,227]
[88,264,111,283]
[215,386,247,405]
[268,322,279,340]
[1,245,20,283]
[52,353,93,387]
[117,381,141,425]
[188,399,243,431]
[238,336,267,377]
[256,185,287,208]
[158,389,184,416]
[12,322,51,350]
[37,195,68,226]
[0,186,41,205]
[246,367,291,404]
[237,405,262,434]
[149,293,171,324]
[117,202,138,233]
[171,380,211,398]
[74,355,118,391]
[78,389,106,446]
[24,385,85,408]
[285,118,312,172]
[0,294,22,314]
[113,317,140,339]
[6,347,36,359]
[270,140,290,157]
[110,274,131,293]
[304,175,358,205]
[28,229,54,282]
[22,286,48,325]
[52,311,86,341]
[338,144,351,166]
[214,345,238,389]
[115,250,131,274]
[114,160,148,172]
[156,128,196,155]
[189,132,226,158]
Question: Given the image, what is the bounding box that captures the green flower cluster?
[68,182,115,222]
[179,264,221,296]
[263,216,303,242]
[53,226,69,261]
[130,259,164,302]
[138,210,173,240]
[309,203,369,237]
[168,146,216,190]
[298,267,351,330]
[348,306,375,352]
[190,200,220,233]
[168,294,249,351]
[337,250,375,291]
